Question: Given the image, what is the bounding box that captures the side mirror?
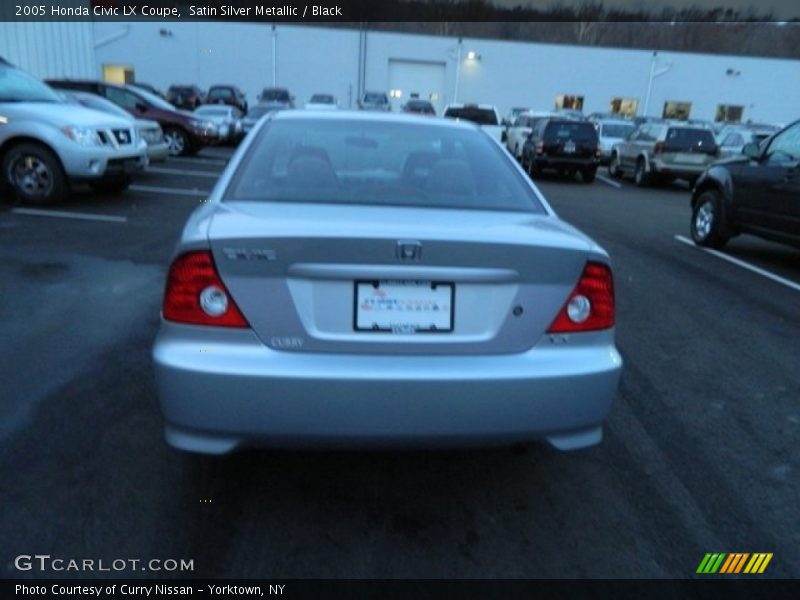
[742,142,760,159]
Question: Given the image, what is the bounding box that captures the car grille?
[112,128,133,145]
[96,128,136,148]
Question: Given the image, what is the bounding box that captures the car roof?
[272,109,479,131]
[444,103,497,110]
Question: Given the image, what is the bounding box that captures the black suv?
[257,87,294,109]
[690,119,799,249]
[165,85,205,110]
[206,85,247,113]
[521,118,599,183]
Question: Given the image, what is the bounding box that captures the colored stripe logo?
[697,553,773,574]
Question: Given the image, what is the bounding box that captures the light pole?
[642,51,672,117]
[453,37,463,104]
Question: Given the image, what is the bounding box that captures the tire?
[1,142,68,205]
[582,168,597,183]
[691,190,729,249]
[163,127,192,157]
[634,158,650,187]
[90,175,131,193]
[608,152,622,178]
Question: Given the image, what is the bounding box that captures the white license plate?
[675,153,707,164]
[354,280,454,333]
[563,141,576,153]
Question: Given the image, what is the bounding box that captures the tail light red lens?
[547,262,615,333]
[595,146,601,157]
[535,141,544,154]
[653,142,665,154]
[162,251,249,327]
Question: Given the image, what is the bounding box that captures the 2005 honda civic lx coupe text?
[152,111,622,454]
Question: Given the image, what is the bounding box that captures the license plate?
[354,280,454,333]
[563,141,576,154]
[675,153,707,164]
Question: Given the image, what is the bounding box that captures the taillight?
[547,262,615,333]
[535,141,544,154]
[595,146,601,157]
[653,142,665,154]
[162,251,249,327]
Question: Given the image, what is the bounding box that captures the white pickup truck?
[442,103,504,144]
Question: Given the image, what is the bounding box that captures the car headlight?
[62,126,101,147]
[190,119,214,130]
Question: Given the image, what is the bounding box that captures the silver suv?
[0,62,147,205]
[358,91,391,112]
[608,122,719,187]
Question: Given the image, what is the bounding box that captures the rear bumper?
[152,323,622,454]
[534,156,599,170]
[651,159,710,177]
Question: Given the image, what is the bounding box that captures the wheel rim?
[694,201,714,239]
[165,131,185,155]
[610,155,618,175]
[635,162,644,183]
[11,154,53,199]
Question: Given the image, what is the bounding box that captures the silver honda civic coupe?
[152,111,622,454]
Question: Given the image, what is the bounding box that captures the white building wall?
[90,23,800,124]
[0,22,96,79]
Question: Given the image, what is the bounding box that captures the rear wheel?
[634,158,650,187]
[164,127,191,157]
[691,190,729,249]
[2,142,68,205]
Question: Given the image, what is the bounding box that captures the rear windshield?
[262,89,290,101]
[406,101,434,112]
[195,107,229,116]
[544,121,598,141]
[310,94,334,103]
[227,119,544,213]
[364,93,388,104]
[208,88,233,99]
[665,128,717,150]
[443,107,498,126]
[601,123,635,138]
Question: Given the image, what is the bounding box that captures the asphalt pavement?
[1,148,797,579]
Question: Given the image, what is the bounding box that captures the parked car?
[690,118,800,250]
[358,91,390,112]
[305,93,338,110]
[521,118,600,183]
[193,104,244,144]
[505,111,555,159]
[554,109,586,121]
[608,123,719,187]
[47,79,219,156]
[165,85,205,110]
[60,90,169,163]
[0,63,147,204]
[715,124,778,159]
[402,99,436,116]
[240,104,275,135]
[594,119,636,165]
[152,111,621,454]
[206,84,247,113]
[442,103,504,144]
[258,87,294,109]
[504,107,530,125]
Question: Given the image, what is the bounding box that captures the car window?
[105,87,140,110]
[443,107,498,126]
[0,66,62,102]
[364,93,388,104]
[665,127,717,150]
[208,88,234,99]
[227,119,545,213]
[722,133,744,146]
[544,121,598,142]
[765,122,800,162]
[601,123,635,138]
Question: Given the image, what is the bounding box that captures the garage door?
[388,59,447,115]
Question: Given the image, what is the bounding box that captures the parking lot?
[1,147,798,578]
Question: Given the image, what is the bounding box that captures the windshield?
[227,119,544,213]
[665,127,717,151]
[262,89,290,102]
[443,107,498,126]
[0,65,61,103]
[129,86,175,111]
[601,123,635,138]
[310,94,334,104]
[64,92,132,119]
[208,88,234,99]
